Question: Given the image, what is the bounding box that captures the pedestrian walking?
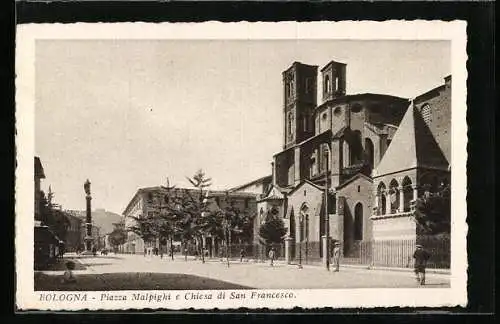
[144,247,147,257]
[268,247,276,267]
[240,248,245,262]
[413,244,431,285]
[92,246,97,256]
[332,241,341,272]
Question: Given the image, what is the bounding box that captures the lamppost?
[200,192,209,264]
[298,213,303,269]
[324,144,331,271]
[224,191,231,268]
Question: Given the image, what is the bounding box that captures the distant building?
[229,175,272,197]
[34,157,46,221]
[64,213,83,252]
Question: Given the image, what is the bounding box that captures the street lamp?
[224,191,231,268]
[324,144,331,271]
[298,214,303,269]
[200,191,209,264]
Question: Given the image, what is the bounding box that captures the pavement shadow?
[34,272,252,291]
[80,263,115,267]
[72,255,124,260]
[34,258,87,271]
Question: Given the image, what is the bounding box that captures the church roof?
[373,104,449,178]
[336,172,373,190]
[258,185,285,202]
[287,179,325,196]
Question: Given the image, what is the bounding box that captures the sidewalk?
[191,255,451,277]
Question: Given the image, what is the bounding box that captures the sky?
[35,40,450,214]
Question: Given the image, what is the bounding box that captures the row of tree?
[126,170,267,263]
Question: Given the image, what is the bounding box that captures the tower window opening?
[324,75,331,93]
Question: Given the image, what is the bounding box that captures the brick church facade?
[254,60,451,263]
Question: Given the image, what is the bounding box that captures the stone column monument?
[84,179,93,253]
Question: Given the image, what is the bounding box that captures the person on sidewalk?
[268,247,276,267]
[413,244,431,285]
[240,249,246,263]
[332,241,341,272]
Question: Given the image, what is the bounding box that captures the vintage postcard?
[16,21,467,310]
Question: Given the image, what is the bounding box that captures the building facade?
[256,60,451,264]
[64,213,83,252]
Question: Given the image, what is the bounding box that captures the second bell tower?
[282,62,318,149]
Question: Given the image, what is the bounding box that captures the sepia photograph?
[16,21,467,310]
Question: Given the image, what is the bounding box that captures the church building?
[255,60,451,265]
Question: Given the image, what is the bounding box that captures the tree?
[414,184,451,235]
[108,227,127,251]
[259,216,287,245]
[185,169,212,263]
[39,188,70,242]
[127,214,158,249]
[159,170,212,263]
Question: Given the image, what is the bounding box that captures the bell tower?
[283,62,318,149]
[321,60,346,102]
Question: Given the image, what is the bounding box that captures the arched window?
[420,103,432,126]
[354,203,363,240]
[351,103,362,113]
[389,179,400,214]
[402,176,413,212]
[287,113,293,136]
[365,138,375,167]
[377,182,387,215]
[323,144,330,172]
[303,116,308,132]
[324,75,331,93]
[334,76,339,92]
[300,204,309,242]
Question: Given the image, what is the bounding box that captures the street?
[34,253,450,291]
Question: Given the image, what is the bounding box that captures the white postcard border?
[16,21,468,310]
